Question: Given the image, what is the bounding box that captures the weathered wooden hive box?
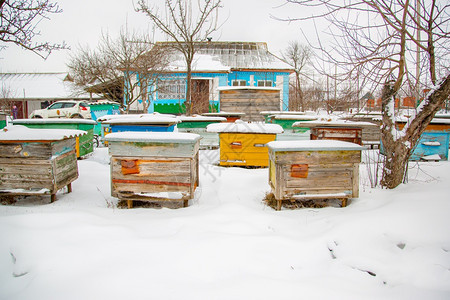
[207,121,283,167]
[267,140,363,210]
[0,125,82,202]
[219,87,281,122]
[105,132,202,208]
[294,120,379,146]
[177,115,226,149]
[13,118,97,158]
[310,126,363,145]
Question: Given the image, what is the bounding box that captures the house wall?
[136,70,291,115]
[147,72,227,114]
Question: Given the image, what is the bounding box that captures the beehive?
[267,140,363,210]
[13,118,97,157]
[207,121,283,167]
[380,118,450,161]
[0,125,81,203]
[102,114,179,134]
[293,120,380,146]
[106,132,202,208]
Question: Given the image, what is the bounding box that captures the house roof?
[0,73,99,101]
[156,41,294,73]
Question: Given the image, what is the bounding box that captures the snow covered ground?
[0,147,449,300]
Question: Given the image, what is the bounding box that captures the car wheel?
[32,115,43,118]
[70,114,83,119]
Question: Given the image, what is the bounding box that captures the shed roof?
[0,73,98,101]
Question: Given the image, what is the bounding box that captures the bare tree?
[0,84,16,115]
[0,0,67,59]
[68,28,169,113]
[136,0,223,115]
[282,41,311,111]
[281,0,450,189]
[302,84,325,111]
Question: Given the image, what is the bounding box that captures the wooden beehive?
[219,88,281,122]
[13,118,97,158]
[310,126,363,145]
[293,120,380,146]
[0,126,81,203]
[105,132,202,208]
[267,140,363,210]
[207,121,283,167]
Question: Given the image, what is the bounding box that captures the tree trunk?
[295,72,304,111]
[380,74,450,189]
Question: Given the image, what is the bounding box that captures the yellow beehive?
[207,121,283,167]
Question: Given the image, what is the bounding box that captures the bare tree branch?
[136,0,223,115]
[277,0,450,188]
[68,28,169,113]
[0,0,67,59]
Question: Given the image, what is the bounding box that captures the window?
[48,102,64,109]
[257,80,272,87]
[62,103,76,108]
[232,80,247,86]
[158,79,186,100]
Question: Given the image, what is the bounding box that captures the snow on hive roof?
[13,118,97,125]
[105,131,202,143]
[267,140,364,151]
[0,125,86,141]
[292,119,378,128]
[157,41,293,71]
[270,115,318,121]
[0,73,98,100]
[100,113,180,124]
[206,120,284,134]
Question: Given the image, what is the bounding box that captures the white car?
[29,101,91,119]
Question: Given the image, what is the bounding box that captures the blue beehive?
[410,132,450,161]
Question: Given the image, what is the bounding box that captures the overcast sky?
[0,0,312,73]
